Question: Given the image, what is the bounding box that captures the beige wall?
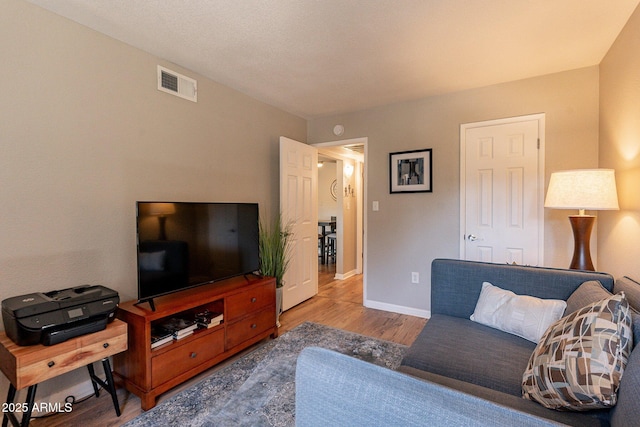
[599,4,640,279]
[318,162,338,220]
[309,67,600,315]
[0,0,305,403]
[339,159,359,275]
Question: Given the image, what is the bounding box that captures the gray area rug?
[124,322,407,427]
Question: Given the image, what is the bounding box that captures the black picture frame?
[389,149,433,193]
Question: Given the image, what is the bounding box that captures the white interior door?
[460,115,544,265]
[280,136,318,310]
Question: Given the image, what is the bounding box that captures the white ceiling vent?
[157,65,197,102]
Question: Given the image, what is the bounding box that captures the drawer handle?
[48,361,55,368]
[190,352,197,359]
[251,324,257,329]
[251,297,257,303]
[103,343,109,349]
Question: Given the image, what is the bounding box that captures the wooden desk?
[0,319,127,426]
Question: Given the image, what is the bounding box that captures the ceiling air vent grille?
[157,65,197,102]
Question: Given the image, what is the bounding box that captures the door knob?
[467,234,479,241]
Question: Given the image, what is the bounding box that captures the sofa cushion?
[610,343,640,426]
[470,282,566,343]
[614,276,640,312]
[398,366,608,427]
[522,293,633,411]
[566,280,612,315]
[401,314,536,397]
[631,310,640,351]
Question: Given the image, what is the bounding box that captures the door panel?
[462,117,542,266]
[280,137,318,310]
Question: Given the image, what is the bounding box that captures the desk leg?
[87,363,100,397]
[86,358,121,417]
[2,384,15,427]
[21,386,36,427]
[102,358,120,417]
[3,383,37,427]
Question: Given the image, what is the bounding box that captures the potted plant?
[258,213,293,327]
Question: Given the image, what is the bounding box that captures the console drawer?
[226,308,275,349]
[226,281,275,321]
[151,329,224,388]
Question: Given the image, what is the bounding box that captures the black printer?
[1,285,119,346]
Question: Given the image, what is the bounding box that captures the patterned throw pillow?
[522,293,633,411]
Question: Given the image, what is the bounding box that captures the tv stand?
[113,275,277,410]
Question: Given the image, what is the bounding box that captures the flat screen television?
[136,201,260,309]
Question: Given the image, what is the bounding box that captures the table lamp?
[544,169,619,270]
[148,203,176,240]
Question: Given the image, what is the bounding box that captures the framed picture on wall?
[389,149,432,193]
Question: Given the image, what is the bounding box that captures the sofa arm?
[295,347,565,427]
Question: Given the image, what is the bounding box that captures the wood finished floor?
[30,264,426,426]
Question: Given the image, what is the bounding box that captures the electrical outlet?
[411,272,419,284]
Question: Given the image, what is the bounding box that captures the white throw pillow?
[470,282,567,343]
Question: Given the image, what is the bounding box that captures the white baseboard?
[364,299,430,318]
[334,269,358,280]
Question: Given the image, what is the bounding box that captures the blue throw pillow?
[565,280,612,315]
[614,276,640,312]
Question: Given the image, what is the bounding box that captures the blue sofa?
[296,259,640,427]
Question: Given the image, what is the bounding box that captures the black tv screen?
[136,202,260,303]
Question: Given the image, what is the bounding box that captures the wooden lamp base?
[568,215,596,271]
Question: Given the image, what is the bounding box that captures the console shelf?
[113,275,277,410]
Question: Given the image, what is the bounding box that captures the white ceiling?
[26,0,640,119]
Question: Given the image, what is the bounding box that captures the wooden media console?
[113,275,277,410]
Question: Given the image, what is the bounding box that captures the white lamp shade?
[148,202,176,216]
[544,169,619,211]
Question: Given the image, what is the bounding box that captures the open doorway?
[312,138,366,291]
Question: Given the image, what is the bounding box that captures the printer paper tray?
[43,317,108,346]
